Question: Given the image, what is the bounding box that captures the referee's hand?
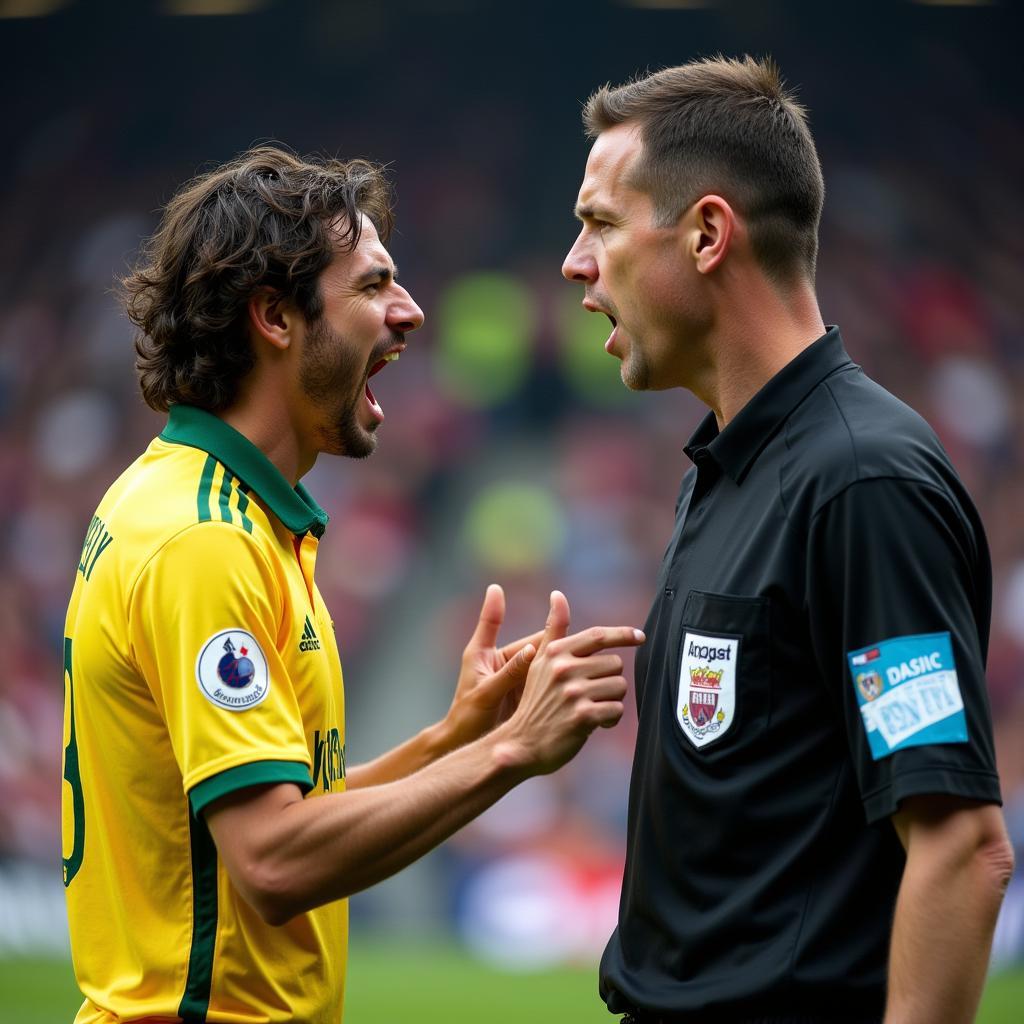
[497,590,644,776]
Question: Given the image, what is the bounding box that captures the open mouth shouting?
[583,297,620,355]
[603,312,619,353]
[364,345,403,423]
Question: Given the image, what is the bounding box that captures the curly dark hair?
[123,145,394,413]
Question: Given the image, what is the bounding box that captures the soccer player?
[561,57,1014,1023]
[62,146,645,1024]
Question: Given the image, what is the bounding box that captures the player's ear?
[686,194,735,275]
[247,288,299,353]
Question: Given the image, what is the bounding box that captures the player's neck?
[219,393,316,487]
[698,276,825,430]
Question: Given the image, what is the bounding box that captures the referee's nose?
[562,233,597,284]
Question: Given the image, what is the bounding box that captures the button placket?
[666,463,715,590]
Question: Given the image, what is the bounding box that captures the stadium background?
[1,0,1022,1020]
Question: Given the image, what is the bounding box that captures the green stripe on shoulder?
[178,808,218,1023]
[201,464,255,535]
[196,455,217,524]
[236,482,254,535]
[217,466,234,526]
[197,459,254,536]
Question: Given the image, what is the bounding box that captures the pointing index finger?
[564,625,646,657]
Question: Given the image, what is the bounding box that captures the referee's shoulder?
[780,364,955,516]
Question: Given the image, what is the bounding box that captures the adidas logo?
[299,615,321,652]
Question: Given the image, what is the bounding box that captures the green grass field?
[2,946,1022,1023]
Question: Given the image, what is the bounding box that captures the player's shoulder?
[781,365,959,516]
[98,435,275,573]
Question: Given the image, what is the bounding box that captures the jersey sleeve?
[128,520,313,815]
[805,476,1001,823]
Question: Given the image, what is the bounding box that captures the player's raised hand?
[500,590,645,776]
[442,584,543,751]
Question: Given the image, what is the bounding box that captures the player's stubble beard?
[300,316,392,460]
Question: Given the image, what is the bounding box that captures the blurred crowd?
[1,0,1022,964]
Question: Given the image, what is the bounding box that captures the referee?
[561,57,1013,1023]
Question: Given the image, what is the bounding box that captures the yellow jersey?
[62,404,348,1023]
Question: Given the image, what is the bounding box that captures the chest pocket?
[673,590,771,754]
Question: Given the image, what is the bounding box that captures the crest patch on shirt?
[677,631,739,748]
[195,629,270,712]
[847,631,966,760]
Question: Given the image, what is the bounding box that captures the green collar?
[160,405,328,538]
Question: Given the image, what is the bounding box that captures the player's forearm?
[886,803,1013,1024]
[344,720,450,789]
[210,603,640,925]
[346,627,542,790]
[250,726,531,922]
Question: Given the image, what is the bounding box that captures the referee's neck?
[696,278,824,429]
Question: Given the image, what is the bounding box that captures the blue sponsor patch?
[846,632,966,760]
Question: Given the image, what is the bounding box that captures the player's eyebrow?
[355,264,398,287]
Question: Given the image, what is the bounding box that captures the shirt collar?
[683,327,855,484]
[160,405,329,538]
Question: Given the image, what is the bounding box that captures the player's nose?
[389,286,425,333]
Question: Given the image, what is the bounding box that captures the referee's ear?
[687,194,736,277]
[247,287,300,355]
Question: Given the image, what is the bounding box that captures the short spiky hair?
[583,55,824,283]
[123,145,394,413]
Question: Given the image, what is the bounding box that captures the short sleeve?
[128,521,313,814]
[805,476,1001,823]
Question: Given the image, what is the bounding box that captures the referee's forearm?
[885,801,1013,1024]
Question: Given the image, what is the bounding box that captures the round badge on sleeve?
[196,629,270,712]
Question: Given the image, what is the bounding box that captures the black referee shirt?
[600,328,1002,1023]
